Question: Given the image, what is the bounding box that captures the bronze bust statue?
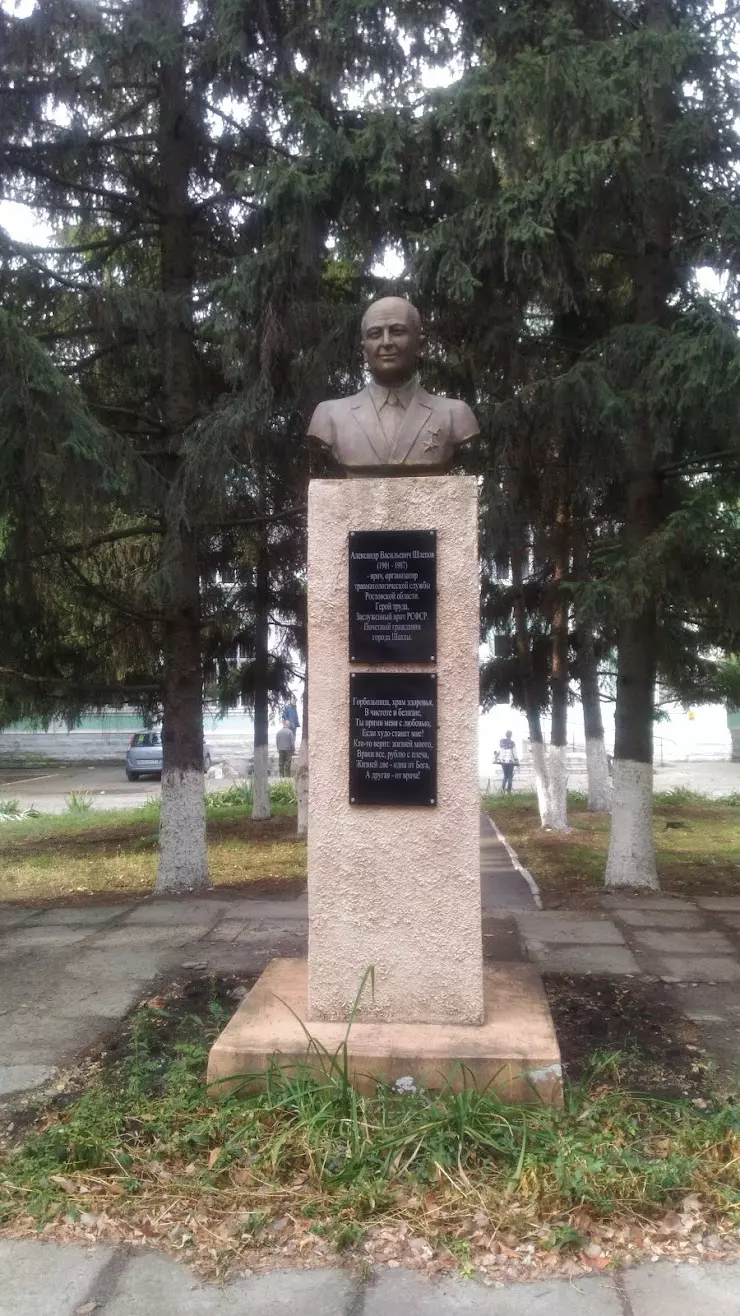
[307,297,478,474]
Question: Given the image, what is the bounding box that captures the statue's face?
[361,298,422,386]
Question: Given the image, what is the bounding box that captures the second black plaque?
[348,529,436,663]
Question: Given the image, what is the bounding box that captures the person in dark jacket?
[276,719,295,777]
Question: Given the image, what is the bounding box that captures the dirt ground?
[544,974,711,1099]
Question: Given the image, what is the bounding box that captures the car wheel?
[126,769,139,782]
[204,754,212,773]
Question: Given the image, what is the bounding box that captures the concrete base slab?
[516,913,625,945]
[104,1249,353,1316]
[94,924,212,947]
[630,929,736,955]
[653,955,740,983]
[207,958,562,1103]
[528,944,641,975]
[0,1239,114,1315]
[124,899,230,925]
[623,1259,740,1316]
[696,897,740,911]
[613,909,707,930]
[363,1267,623,1316]
[0,1064,56,1096]
[600,895,695,910]
[34,905,131,926]
[0,907,37,927]
[9,926,91,948]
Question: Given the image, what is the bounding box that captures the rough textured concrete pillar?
[307,476,483,1024]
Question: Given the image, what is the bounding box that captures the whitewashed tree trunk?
[153,22,209,897]
[546,742,569,830]
[586,736,612,813]
[530,737,551,827]
[159,768,210,892]
[545,500,570,831]
[251,534,271,821]
[252,743,270,820]
[605,759,658,889]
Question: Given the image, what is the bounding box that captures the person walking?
[282,692,300,735]
[276,719,295,777]
[498,730,519,794]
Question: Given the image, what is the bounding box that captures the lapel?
[390,389,434,465]
[350,389,389,464]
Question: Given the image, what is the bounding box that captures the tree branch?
[37,524,163,558]
[0,666,161,695]
[205,505,307,530]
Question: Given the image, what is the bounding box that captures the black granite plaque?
[349,530,436,663]
[350,672,437,806]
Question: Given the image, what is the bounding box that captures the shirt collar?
[367,375,420,410]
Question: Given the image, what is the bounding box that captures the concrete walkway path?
[479,815,537,911]
[0,821,534,1101]
[4,883,740,1100]
[0,891,308,1099]
[1,1240,739,1315]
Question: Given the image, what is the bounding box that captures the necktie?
[381,391,402,445]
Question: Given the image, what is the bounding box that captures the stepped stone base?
[207,959,563,1104]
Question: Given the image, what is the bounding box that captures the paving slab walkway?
[1,1241,739,1315]
[0,820,534,1101]
[2,824,740,1097]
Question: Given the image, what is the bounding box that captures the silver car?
[125,730,212,781]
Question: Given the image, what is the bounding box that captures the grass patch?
[0,797,305,904]
[1,983,738,1275]
[485,791,740,907]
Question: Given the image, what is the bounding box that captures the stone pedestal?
[207,959,563,1102]
[307,476,483,1024]
[207,473,563,1102]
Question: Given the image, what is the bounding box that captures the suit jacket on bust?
[307,379,479,474]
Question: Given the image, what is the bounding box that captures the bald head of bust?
[361,296,425,388]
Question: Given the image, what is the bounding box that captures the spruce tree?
[400,0,740,876]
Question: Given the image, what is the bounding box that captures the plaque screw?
[430,799,435,804]
[351,797,356,803]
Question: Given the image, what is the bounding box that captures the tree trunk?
[604,606,658,888]
[155,0,209,893]
[158,526,209,892]
[605,429,660,889]
[252,534,271,819]
[573,531,611,813]
[511,534,549,824]
[605,0,673,890]
[546,503,569,830]
[580,643,612,812]
[296,675,308,839]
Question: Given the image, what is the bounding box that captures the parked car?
[125,730,212,781]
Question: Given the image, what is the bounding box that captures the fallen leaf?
[659,1211,681,1234]
[49,1175,78,1194]
[207,1148,221,1170]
